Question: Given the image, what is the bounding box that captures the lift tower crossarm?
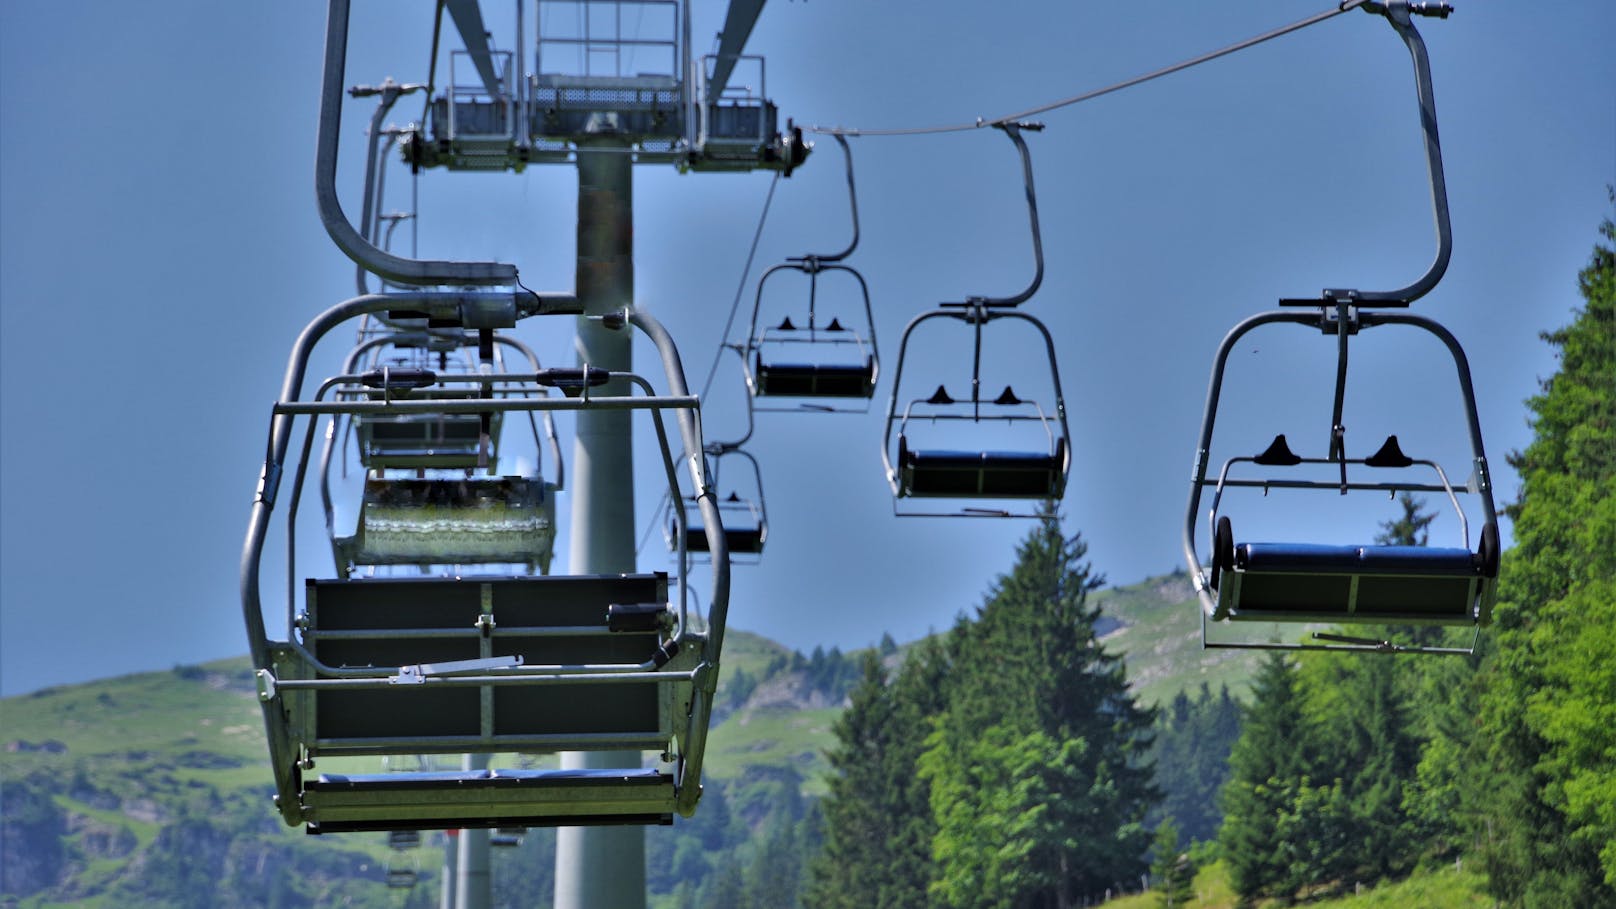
[707,0,767,101]
[445,0,506,100]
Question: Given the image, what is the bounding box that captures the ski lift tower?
[403,3,806,908]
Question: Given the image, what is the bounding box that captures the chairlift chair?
[386,861,419,889]
[491,826,526,847]
[344,334,520,472]
[666,446,768,560]
[880,123,1072,518]
[1182,0,1497,654]
[322,334,566,578]
[243,296,732,832]
[1195,429,1499,636]
[744,135,879,413]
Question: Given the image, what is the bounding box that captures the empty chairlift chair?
[880,122,1071,517]
[744,135,879,412]
[666,445,768,561]
[1182,0,1498,653]
[243,295,732,832]
[320,334,564,578]
[883,309,1070,515]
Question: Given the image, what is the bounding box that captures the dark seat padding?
[755,358,875,398]
[1238,543,1478,576]
[899,441,1066,499]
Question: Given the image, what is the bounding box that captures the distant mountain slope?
[1092,571,1263,707]
[704,572,1264,795]
[0,573,1257,905]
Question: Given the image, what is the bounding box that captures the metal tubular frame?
[243,297,728,825]
[1281,0,1452,308]
[956,121,1044,310]
[317,0,518,286]
[743,134,879,413]
[880,305,1071,519]
[353,87,423,297]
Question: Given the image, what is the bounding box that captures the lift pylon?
[400,0,808,173]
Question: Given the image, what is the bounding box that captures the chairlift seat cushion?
[755,360,875,398]
[899,445,1066,499]
[681,523,765,555]
[341,477,555,567]
[1238,543,1478,575]
[303,767,675,832]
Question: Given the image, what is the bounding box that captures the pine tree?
[924,513,1157,906]
[1149,819,1195,909]
[805,640,950,909]
[803,653,896,909]
[1473,207,1616,904]
[1219,651,1313,903]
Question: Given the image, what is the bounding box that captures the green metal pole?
[440,828,459,909]
[456,753,492,909]
[553,140,646,909]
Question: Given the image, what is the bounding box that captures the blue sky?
[2,1,1612,696]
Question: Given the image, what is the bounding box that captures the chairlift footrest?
[302,767,676,832]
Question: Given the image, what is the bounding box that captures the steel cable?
[809,1,1367,137]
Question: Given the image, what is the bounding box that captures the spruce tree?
[1314,653,1422,882]
[805,639,950,909]
[1149,819,1195,909]
[804,652,898,909]
[923,513,1157,906]
[1219,651,1313,902]
[880,637,951,908]
[1150,683,1243,845]
[1375,491,1435,547]
[1473,207,1616,904]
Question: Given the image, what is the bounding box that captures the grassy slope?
[1,573,1272,903]
[1090,573,1264,707]
[1100,860,1491,909]
[2,659,417,907]
[1,574,1261,806]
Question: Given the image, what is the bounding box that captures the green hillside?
[0,572,1253,905]
[1092,571,1264,707]
[1098,859,1492,909]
